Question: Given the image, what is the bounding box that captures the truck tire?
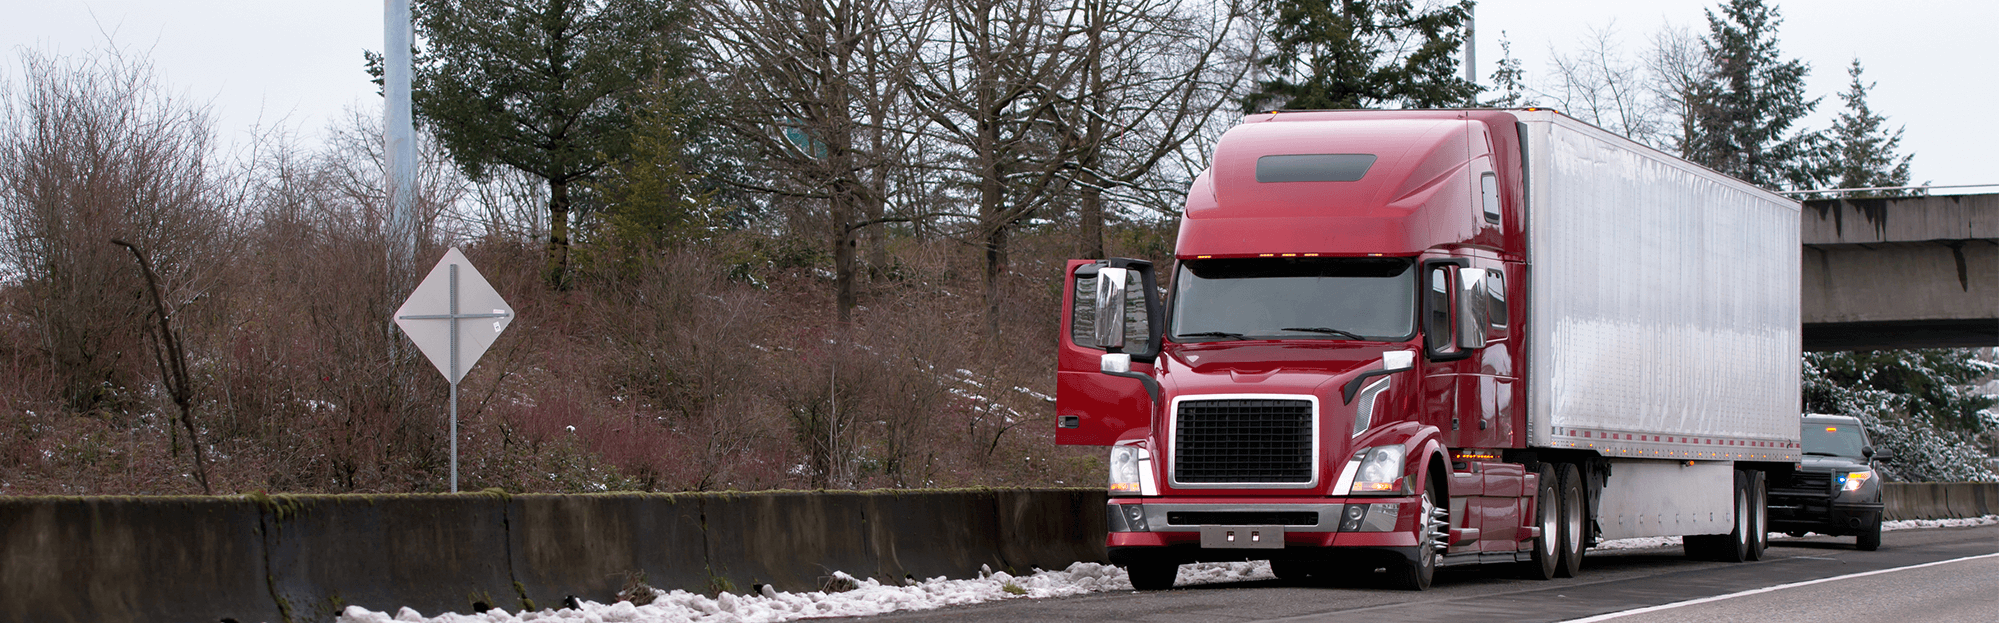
[1857,514,1882,551]
[1126,563,1178,591]
[1556,463,1586,578]
[1746,471,1768,561]
[1520,463,1560,580]
[1388,479,1444,591]
[1270,559,1315,583]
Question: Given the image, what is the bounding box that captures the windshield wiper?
[1280,327,1368,340]
[1178,331,1248,341]
[1803,451,1847,457]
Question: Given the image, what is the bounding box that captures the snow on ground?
[339,516,1998,623]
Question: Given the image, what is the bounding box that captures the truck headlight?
[1350,445,1406,494]
[1839,469,1873,492]
[1109,444,1155,496]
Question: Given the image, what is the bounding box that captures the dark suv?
[1766,414,1892,550]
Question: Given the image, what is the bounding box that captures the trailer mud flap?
[1200,525,1284,549]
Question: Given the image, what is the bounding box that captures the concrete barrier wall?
[1,484,1990,622]
[0,489,1110,623]
[1882,482,1997,521]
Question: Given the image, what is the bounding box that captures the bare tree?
[1053,0,1253,258]
[0,49,232,415]
[703,0,936,323]
[1645,23,1713,157]
[907,0,1094,336]
[1538,23,1661,146]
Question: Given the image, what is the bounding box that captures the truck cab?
[1055,109,1800,591]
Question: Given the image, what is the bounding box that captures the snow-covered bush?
[1803,349,1998,482]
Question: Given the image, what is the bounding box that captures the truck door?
[1421,259,1473,443]
[1055,259,1162,446]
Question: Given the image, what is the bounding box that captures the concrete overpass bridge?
[1800,192,1999,351]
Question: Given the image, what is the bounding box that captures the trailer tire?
[1555,463,1586,578]
[1693,470,1754,562]
[1126,563,1178,591]
[1746,471,1768,561]
[1520,463,1560,580]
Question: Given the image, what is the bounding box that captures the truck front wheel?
[1388,479,1445,591]
[1126,563,1178,591]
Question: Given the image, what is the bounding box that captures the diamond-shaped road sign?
[395,247,513,383]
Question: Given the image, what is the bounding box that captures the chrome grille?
[1173,398,1314,484]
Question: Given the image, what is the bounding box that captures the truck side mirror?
[1094,266,1131,351]
[1067,258,1163,363]
[1456,267,1488,350]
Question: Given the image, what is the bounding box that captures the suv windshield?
[1801,421,1869,458]
[1170,257,1414,342]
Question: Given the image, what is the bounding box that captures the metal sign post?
[395,248,513,493]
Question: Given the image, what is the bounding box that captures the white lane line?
[1560,552,1999,622]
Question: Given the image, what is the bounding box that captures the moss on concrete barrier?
[0,488,1109,622]
[11,483,1981,621]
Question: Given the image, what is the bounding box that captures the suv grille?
[1173,399,1314,484]
[1773,471,1833,497]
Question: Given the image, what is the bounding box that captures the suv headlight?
[1109,444,1155,496]
[1839,469,1873,492]
[1350,445,1406,494]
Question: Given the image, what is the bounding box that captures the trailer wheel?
[1693,470,1754,562]
[1520,463,1560,580]
[1126,563,1178,591]
[1555,463,1586,578]
[1746,471,1768,561]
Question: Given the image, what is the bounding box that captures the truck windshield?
[1170,257,1414,342]
[1802,422,1869,458]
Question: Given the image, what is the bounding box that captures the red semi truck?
[1055,109,1803,590]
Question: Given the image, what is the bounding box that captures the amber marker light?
[1352,482,1398,492]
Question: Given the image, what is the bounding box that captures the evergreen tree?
[401,0,687,288]
[1804,349,1998,482]
[1796,59,1916,197]
[1681,0,1817,189]
[1483,32,1529,108]
[1242,0,1477,111]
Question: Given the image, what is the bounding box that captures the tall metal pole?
[448,263,460,493]
[386,0,417,266]
[1464,8,1476,89]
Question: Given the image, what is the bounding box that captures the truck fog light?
[1109,503,1149,532]
[1337,503,1403,532]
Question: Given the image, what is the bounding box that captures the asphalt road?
[855,523,1999,623]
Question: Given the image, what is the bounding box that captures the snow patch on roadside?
[338,515,1999,623]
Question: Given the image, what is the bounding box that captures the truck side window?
[1487,271,1508,331]
[1425,266,1458,356]
[1481,172,1500,224]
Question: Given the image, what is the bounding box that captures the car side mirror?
[1868,446,1894,462]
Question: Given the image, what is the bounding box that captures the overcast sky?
[5,1,1994,191]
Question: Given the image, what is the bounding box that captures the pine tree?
[1242,0,1477,111]
[401,0,687,288]
[1483,33,1529,108]
[1680,0,1817,189]
[1797,59,1916,197]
